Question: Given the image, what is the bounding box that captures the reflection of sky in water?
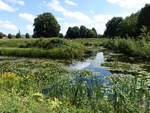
[69,52,104,70]
[68,52,111,77]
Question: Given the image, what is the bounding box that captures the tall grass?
[0,47,85,59]
[104,38,150,59]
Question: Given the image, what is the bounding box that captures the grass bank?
[0,38,86,60]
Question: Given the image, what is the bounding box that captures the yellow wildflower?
[1,72,22,81]
[32,92,44,102]
[49,98,62,109]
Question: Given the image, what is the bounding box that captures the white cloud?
[26,24,33,32]
[0,20,18,31]
[17,1,24,6]
[4,0,25,6]
[0,0,15,12]
[19,13,35,22]
[47,0,91,23]
[46,0,132,34]
[64,0,77,6]
[107,0,150,9]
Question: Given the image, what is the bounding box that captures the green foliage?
[66,26,80,38]
[16,31,21,38]
[104,38,150,59]
[0,56,149,113]
[80,26,88,38]
[104,17,123,38]
[58,33,64,38]
[119,13,139,37]
[138,4,150,29]
[92,28,97,37]
[33,13,60,38]
[104,4,150,38]
[66,26,98,38]
[87,29,96,38]
[8,33,13,39]
[138,26,150,40]
[0,32,5,38]
[25,33,30,38]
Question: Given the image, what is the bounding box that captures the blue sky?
[0,0,150,35]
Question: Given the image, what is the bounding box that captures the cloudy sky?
[0,0,150,35]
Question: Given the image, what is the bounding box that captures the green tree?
[33,13,60,38]
[58,33,64,38]
[0,32,5,38]
[92,28,97,38]
[65,26,80,38]
[16,30,21,38]
[138,4,150,29]
[87,29,95,38]
[25,33,30,38]
[104,17,123,38]
[8,34,13,39]
[119,13,139,37]
[80,26,87,38]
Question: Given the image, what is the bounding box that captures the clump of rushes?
[103,38,150,59]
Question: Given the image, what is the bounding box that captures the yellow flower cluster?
[26,73,37,79]
[32,92,44,102]
[30,73,37,78]
[0,72,22,81]
[49,98,62,109]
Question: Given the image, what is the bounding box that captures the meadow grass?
[0,38,86,60]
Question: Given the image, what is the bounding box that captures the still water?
[68,52,112,77]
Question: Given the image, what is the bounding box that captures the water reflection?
[68,52,112,77]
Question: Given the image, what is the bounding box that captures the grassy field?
[0,38,87,60]
[0,38,107,48]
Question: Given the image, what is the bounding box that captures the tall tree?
[138,4,150,29]
[104,17,123,38]
[80,26,87,38]
[65,26,80,38]
[58,33,64,38]
[92,28,97,38]
[25,33,30,38]
[0,32,5,38]
[119,13,139,37]
[87,29,95,38]
[16,30,21,38]
[8,34,13,39]
[33,13,60,38]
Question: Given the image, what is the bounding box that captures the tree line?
[0,31,30,39]
[104,4,150,39]
[1,4,150,39]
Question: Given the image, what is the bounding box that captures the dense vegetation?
[0,56,149,113]
[104,4,150,38]
[103,38,150,59]
[0,38,87,60]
